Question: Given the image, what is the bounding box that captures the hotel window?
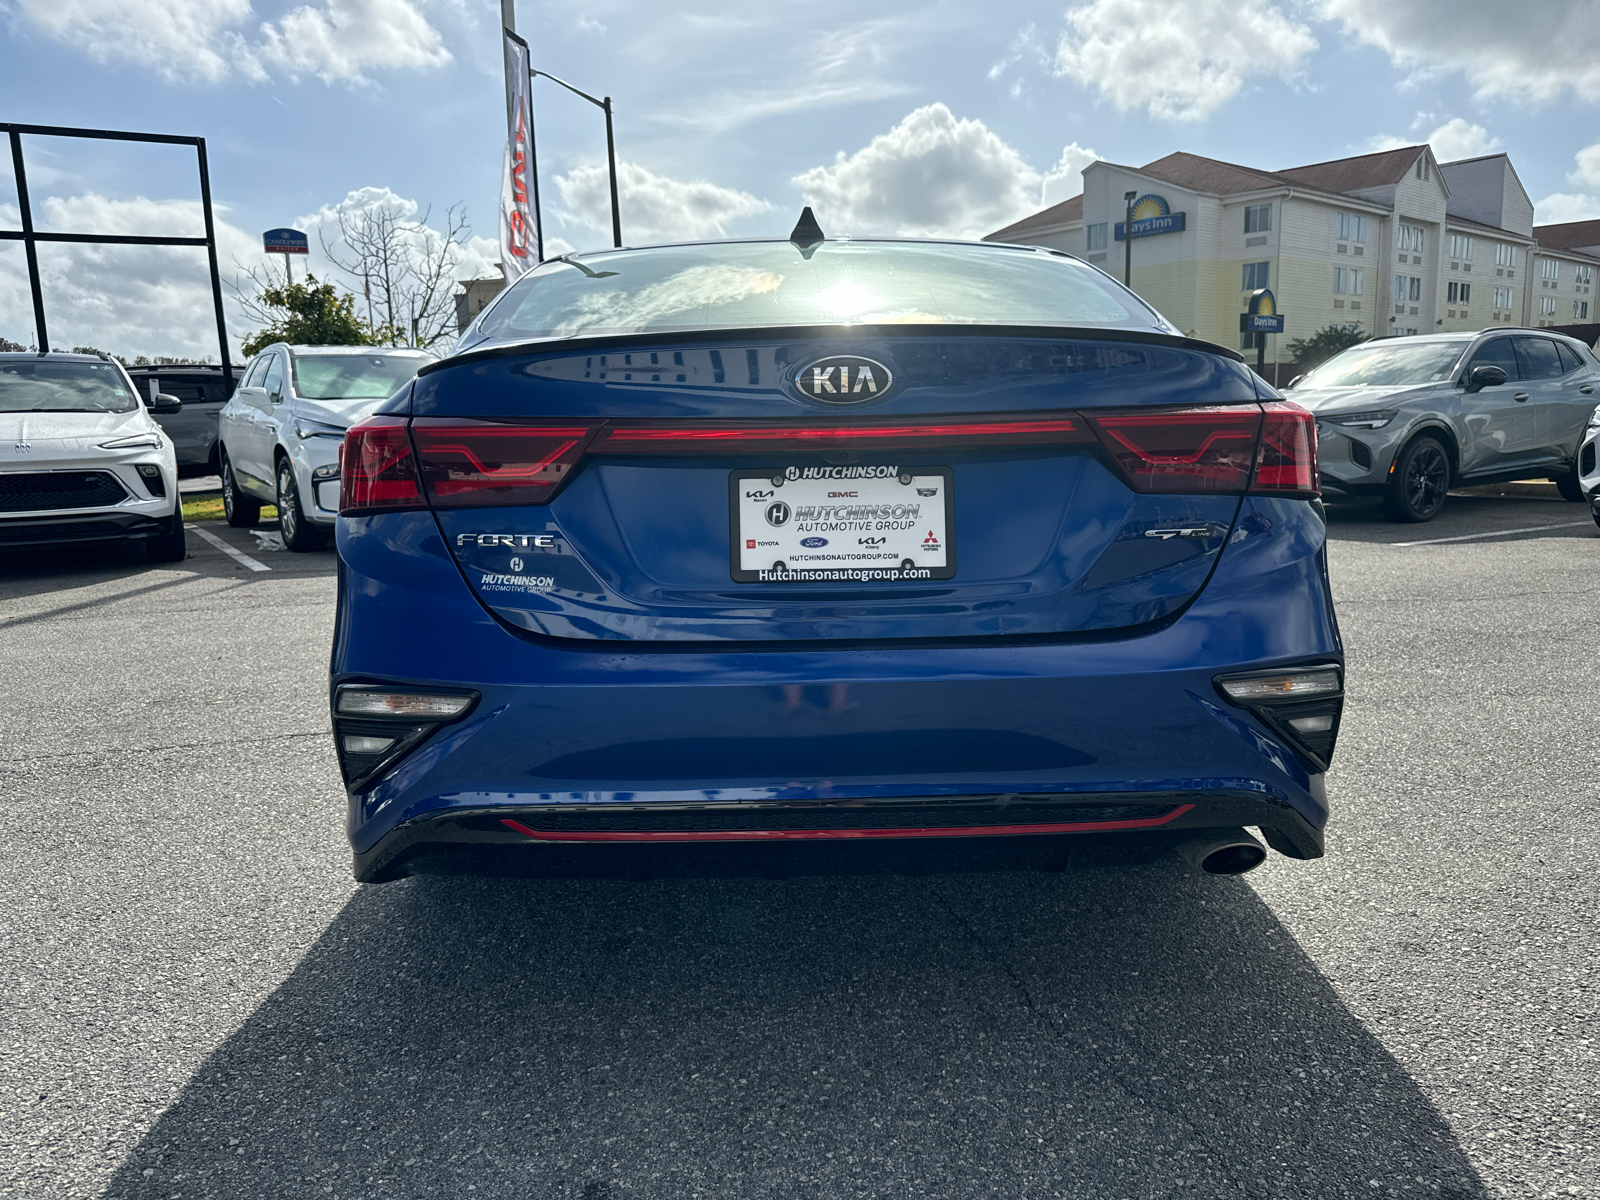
[1540,296,1557,317]
[1578,266,1593,286]
[1576,300,1590,320]
[1449,235,1473,260]
[1243,204,1272,234]
[1397,225,1424,253]
[1394,274,1422,302]
[1242,261,1270,290]
[1447,282,1471,304]
[1542,258,1559,281]
[1085,223,1108,251]
[1495,243,1516,267]
[1333,267,1364,295]
[1493,286,1512,309]
[1337,212,1367,242]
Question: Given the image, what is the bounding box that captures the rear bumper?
[352,790,1325,883]
[334,497,1342,880]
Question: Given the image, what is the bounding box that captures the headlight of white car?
[294,418,348,440]
[1323,410,1398,430]
[1586,403,1600,431]
[98,433,163,450]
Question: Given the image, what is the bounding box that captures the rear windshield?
[1299,340,1467,388]
[290,354,426,400]
[477,241,1163,341]
[0,359,138,413]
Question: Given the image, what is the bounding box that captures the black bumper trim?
[0,510,169,546]
[352,790,1325,883]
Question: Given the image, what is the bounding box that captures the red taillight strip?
[594,417,1091,450]
[499,804,1193,843]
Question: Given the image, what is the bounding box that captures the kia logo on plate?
[793,355,892,404]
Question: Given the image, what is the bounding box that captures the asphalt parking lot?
[2,493,1596,1200]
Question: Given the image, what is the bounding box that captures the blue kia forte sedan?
[331,220,1342,883]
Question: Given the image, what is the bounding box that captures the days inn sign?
[1114,194,1187,241]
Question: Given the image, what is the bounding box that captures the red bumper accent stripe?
[499,804,1194,844]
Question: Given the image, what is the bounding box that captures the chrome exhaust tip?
[1176,828,1269,876]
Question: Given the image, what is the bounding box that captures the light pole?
[1123,190,1137,287]
[530,69,623,248]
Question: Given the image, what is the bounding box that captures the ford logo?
[800,536,828,548]
[792,355,892,404]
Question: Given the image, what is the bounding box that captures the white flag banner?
[499,28,538,280]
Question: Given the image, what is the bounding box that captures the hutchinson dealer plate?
[731,465,955,583]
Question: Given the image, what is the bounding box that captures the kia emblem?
[792,355,892,404]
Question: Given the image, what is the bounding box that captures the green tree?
[240,275,379,357]
[1285,324,1368,370]
[0,336,25,353]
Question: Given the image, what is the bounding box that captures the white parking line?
[1392,521,1594,547]
[186,524,272,571]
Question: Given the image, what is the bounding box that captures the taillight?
[341,416,424,514]
[1250,402,1319,497]
[1083,405,1261,493]
[410,419,599,507]
[592,416,1094,453]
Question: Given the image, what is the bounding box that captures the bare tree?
[318,202,472,351]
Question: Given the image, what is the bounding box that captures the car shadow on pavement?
[1324,493,1594,545]
[102,861,1488,1200]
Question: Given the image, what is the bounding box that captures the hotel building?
[987,146,1600,374]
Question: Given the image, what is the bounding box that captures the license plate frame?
[729,465,955,584]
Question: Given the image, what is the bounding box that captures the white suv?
[217,344,431,550]
[0,352,186,562]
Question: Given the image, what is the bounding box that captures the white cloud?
[0,194,266,358]
[258,0,449,84]
[1041,144,1098,207]
[792,104,1097,239]
[1053,0,1317,121]
[8,0,449,85]
[1318,0,1600,105]
[1365,118,1501,162]
[553,161,771,248]
[1533,142,1600,225]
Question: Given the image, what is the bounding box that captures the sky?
[2,0,1599,359]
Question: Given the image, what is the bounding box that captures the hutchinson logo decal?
[792,355,892,404]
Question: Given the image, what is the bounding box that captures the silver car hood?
[1290,383,1441,414]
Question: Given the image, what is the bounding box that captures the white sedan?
[217,344,432,550]
[0,352,186,562]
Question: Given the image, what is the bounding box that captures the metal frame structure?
[1,122,234,385]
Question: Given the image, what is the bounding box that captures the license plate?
[730,466,955,583]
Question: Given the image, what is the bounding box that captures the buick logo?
[793,355,892,404]
[765,501,791,527]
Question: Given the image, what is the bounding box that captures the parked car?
[0,352,186,561]
[1577,403,1600,528]
[125,363,234,477]
[1289,329,1600,522]
[330,232,1341,884]
[216,344,432,550]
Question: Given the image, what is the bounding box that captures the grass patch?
[183,491,277,524]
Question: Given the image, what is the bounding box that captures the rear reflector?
[1083,405,1261,494]
[1250,401,1319,497]
[340,416,424,514]
[411,419,599,507]
[336,690,477,719]
[592,416,1093,453]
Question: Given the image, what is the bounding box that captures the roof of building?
[1445,213,1533,239]
[1134,151,1287,196]
[986,194,1083,241]
[1274,145,1429,195]
[1533,218,1600,252]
